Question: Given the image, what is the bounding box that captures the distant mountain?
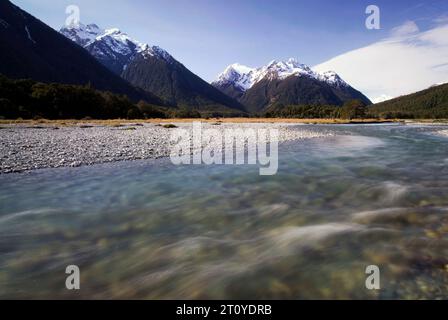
[369,83,448,119]
[61,24,246,114]
[60,23,152,76]
[0,0,164,105]
[212,59,371,113]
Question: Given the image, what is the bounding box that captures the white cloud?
[372,94,394,104]
[433,15,448,26]
[390,20,420,37]
[313,21,448,102]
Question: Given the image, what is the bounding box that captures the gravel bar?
[0,122,333,174]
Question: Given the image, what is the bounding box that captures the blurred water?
[1,124,448,299]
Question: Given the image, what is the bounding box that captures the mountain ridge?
[0,0,164,105]
[60,23,247,114]
[213,59,372,113]
[369,83,448,119]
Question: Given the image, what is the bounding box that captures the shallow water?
[1,124,448,299]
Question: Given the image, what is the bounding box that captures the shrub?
[170,108,201,119]
[340,100,367,120]
[127,107,143,119]
[0,98,19,119]
[136,101,168,118]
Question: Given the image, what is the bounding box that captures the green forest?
[369,83,448,119]
[1,74,448,120]
[264,100,369,119]
[264,83,448,119]
[0,75,203,120]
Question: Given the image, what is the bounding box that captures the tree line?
[0,76,370,120]
[0,75,203,120]
[264,100,369,119]
[2,74,448,120]
[368,83,448,119]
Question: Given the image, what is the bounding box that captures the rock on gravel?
[438,130,448,137]
[0,123,333,174]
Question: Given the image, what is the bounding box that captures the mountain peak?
[61,23,145,51]
[146,45,173,62]
[215,63,255,91]
[214,58,336,91]
[213,58,370,112]
[227,63,254,74]
[0,2,163,104]
[60,22,175,73]
[63,22,100,31]
[104,27,121,34]
[60,22,104,47]
[266,59,279,67]
[317,70,348,87]
[261,58,313,80]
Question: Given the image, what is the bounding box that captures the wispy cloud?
[433,14,448,25]
[314,20,448,102]
[390,20,420,37]
[371,94,394,104]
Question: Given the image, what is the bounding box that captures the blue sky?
[13,0,448,89]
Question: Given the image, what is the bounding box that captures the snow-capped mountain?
[217,63,255,91]
[60,23,104,47]
[213,58,349,92]
[317,71,349,88]
[0,1,163,104]
[60,23,173,75]
[213,59,371,113]
[60,23,245,113]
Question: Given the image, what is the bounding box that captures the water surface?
[1,124,448,299]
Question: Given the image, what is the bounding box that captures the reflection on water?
[1,124,448,299]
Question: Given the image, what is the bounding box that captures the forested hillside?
[370,84,448,119]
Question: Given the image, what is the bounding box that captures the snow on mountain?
[93,27,146,56]
[59,22,243,112]
[60,23,104,47]
[259,59,315,81]
[216,63,256,91]
[141,45,174,63]
[317,71,348,88]
[60,23,173,73]
[24,25,36,44]
[214,58,349,91]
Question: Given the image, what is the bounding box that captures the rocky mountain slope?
[61,23,246,114]
[0,1,163,104]
[213,59,371,113]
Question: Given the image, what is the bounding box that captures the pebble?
[0,123,333,174]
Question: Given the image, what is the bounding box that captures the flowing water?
[1,124,448,299]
